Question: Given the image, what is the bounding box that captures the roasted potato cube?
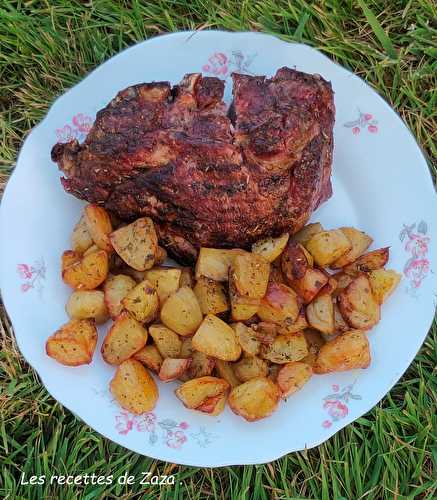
[277,361,312,398]
[332,272,354,297]
[343,247,390,275]
[194,277,229,315]
[159,358,192,382]
[83,244,100,256]
[288,268,329,304]
[133,345,163,373]
[260,332,308,364]
[314,330,370,374]
[330,227,373,268]
[66,290,109,324]
[46,319,97,366]
[234,355,269,382]
[228,377,280,421]
[251,233,289,262]
[110,359,158,414]
[333,302,349,334]
[291,222,324,246]
[252,322,278,345]
[306,230,351,267]
[269,257,286,284]
[62,249,108,290]
[230,252,270,299]
[195,248,245,282]
[232,322,261,356]
[281,240,310,283]
[179,337,215,380]
[195,393,227,416]
[301,329,326,366]
[214,360,240,388]
[258,282,300,324]
[160,286,203,336]
[268,363,282,382]
[277,310,309,335]
[103,274,136,319]
[306,293,334,334]
[368,269,401,304]
[149,324,182,358]
[229,288,260,321]
[192,314,241,361]
[110,217,158,271]
[338,274,380,330]
[62,250,81,270]
[175,376,229,415]
[101,311,148,365]
[179,267,194,288]
[145,267,181,305]
[71,215,93,253]
[122,279,159,324]
[84,204,113,252]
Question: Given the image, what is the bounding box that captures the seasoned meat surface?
[52,68,334,262]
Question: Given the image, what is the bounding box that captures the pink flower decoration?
[166,430,187,449]
[21,283,32,292]
[179,421,189,430]
[203,52,228,76]
[352,126,360,135]
[404,258,430,288]
[405,235,430,258]
[323,400,349,420]
[115,412,134,435]
[332,384,340,392]
[136,412,156,432]
[202,64,211,72]
[364,113,373,121]
[56,125,77,143]
[17,264,33,280]
[322,420,332,428]
[367,125,378,133]
[72,113,93,133]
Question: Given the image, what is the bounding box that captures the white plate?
[1,31,436,467]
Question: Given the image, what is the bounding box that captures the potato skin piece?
[228,377,280,421]
[277,361,312,398]
[313,330,370,374]
[281,240,309,282]
[110,359,158,414]
[192,314,241,361]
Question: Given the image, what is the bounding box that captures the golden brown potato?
[258,282,301,325]
[306,293,335,334]
[333,302,349,333]
[110,359,158,414]
[291,222,324,246]
[175,376,229,414]
[71,215,93,253]
[192,314,241,361]
[229,280,260,321]
[149,324,182,358]
[268,363,282,382]
[179,267,194,288]
[252,322,278,345]
[145,267,181,305]
[368,269,401,304]
[62,249,108,290]
[338,274,380,330]
[228,377,280,421]
[330,227,373,269]
[277,361,312,398]
[314,330,370,374]
[343,247,390,275]
[233,356,269,382]
[301,329,326,366]
[133,345,163,373]
[195,393,227,416]
[232,322,260,356]
[110,217,158,271]
[230,252,270,299]
[84,204,113,252]
[332,272,354,298]
[178,338,215,380]
[103,274,136,319]
[288,268,329,304]
[214,360,241,388]
[160,286,203,336]
[65,290,109,324]
[122,279,159,324]
[194,277,229,315]
[281,240,309,283]
[195,248,245,282]
[83,244,100,256]
[46,319,97,366]
[276,310,309,335]
[269,257,286,284]
[155,246,168,266]
[251,233,289,262]
[62,250,82,270]
[159,358,192,382]
[306,230,352,267]
[101,311,148,365]
[260,332,308,364]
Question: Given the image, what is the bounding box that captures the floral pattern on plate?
[17,259,46,296]
[321,382,361,428]
[344,110,378,135]
[202,50,257,78]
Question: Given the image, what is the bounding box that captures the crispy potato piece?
[192,314,241,361]
[316,273,338,296]
[260,332,308,364]
[62,249,108,290]
[331,227,373,268]
[160,286,203,336]
[101,311,148,365]
[83,244,100,256]
[229,283,260,321]
[343,247,390,275]
[306,230,352,267]
[46,319,97,366]
[232,322,260,356]
[145,267,181,305]
[195,393,227,416]
[62,250,81,270]
[281,240,309,282]
[155,246,167,265]
[269,257,286,284]
[195,248,245,282]
[122,279,159,324]
[84,204,113,252]
[175,376,229,413]
[338,274,380,330]
[110,359,158,414]
[149,324,182,358]
[268,363,282,382]
[159,358,192,382]
[258,282,300,324]
[110,217,158,271]
[314,330,370,374]
[71,215,93,253]
[103,274,136,319]
[215,360,240,388]
[228,377,280,421]
[65,290,109,323]
[133,345,163,373]
[277,310,309,335]
[234,356,269,382]
[291,222,324,246]
[230,252,270,299]
[306,293,335,334]
[179,267,194,288]
[277,361,312,398]
[288,268,329,304]
[252,322,278,345]
[332,272,354,297]
[301,329,326,366]
[368,269,401,304]
[333,302,349,333]
[194,277,229,315]
[179,338,215,381]
[251,233,289,262]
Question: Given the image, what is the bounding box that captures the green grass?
[0,1,436,498]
